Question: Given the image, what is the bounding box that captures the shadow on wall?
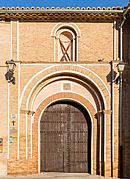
[106,70,117,84]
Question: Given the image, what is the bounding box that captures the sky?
[0,0,129,8]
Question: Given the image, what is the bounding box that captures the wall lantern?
[117,61,125,73]
[5,59,16,84]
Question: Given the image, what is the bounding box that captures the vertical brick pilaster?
[104,113,111,177]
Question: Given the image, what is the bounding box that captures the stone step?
[0,172,127,179]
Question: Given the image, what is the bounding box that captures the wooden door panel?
[45,132,64,171]
[40,102,88,173]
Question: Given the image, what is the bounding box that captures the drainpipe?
[111,21,117,177]
[120,17,126,62]
[119,15,126,177]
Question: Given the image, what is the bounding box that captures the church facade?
[0,3,130,178]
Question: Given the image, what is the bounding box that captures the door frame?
[38,98,93,174]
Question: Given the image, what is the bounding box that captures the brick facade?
[0,4,130,178]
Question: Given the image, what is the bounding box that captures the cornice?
[0,6,124,22]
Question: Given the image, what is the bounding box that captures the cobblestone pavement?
[0,173,126,179]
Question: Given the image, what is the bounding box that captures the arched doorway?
[40,101,91,173]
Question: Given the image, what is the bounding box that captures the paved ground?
[0,173,126,179]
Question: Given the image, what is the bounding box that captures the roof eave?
[0,9,124,13]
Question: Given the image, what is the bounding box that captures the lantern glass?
[9,63,15,71]
[6,59,16,71]
[117,62,125,73]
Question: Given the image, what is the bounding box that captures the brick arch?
[32,92,97,175]
[51,23,81,37]
[20,65,110,112]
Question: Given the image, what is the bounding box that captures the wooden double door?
[40,101,89,173]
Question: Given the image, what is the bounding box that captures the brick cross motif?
[59,39,72,62]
